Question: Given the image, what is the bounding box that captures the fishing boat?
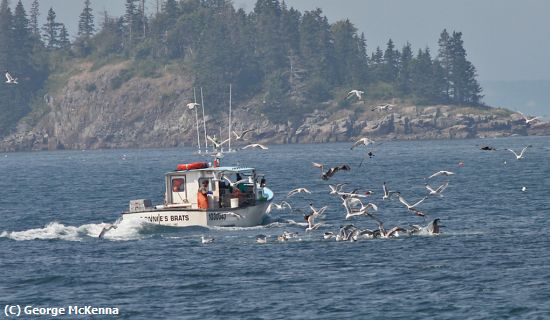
[121,155,273,228]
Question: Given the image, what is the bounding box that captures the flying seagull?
[242,143,268,150]
[232,128,255,140]
[207,135,229,150]
[351,137,375,150]
[397,193,427,217]
[427,170,455,179]
[186,102,200,109]
[4,70,17,84]
[266,201,292,213]
[507,146,531,160]
[425,181,449,197]
[517,111,540,124]
[312,162,351,180]
[346,89,364,100]
[382,181,397,200]
[287,187,311,198]
[304,203,327,232]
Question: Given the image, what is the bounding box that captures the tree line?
[0,0,483,134]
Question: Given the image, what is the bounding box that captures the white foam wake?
[0,219,150,242]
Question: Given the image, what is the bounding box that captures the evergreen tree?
[382,38,399,83]
[0,0,13,69]
[12,1,32,72]
[42,7,59,48]
[78,0,95,38]
[58,24,71,49]
[253,0,285,76]
[397,42,413,95]
[29,0,39,37]
[124,0,141,47]
[437,29,451,100]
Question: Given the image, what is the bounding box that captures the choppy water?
[1,137,550,319]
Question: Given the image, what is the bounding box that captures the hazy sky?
[19,0,550,83]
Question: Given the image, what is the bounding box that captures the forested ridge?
[0,0,483,137]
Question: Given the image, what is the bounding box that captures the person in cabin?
[197,180,211,209]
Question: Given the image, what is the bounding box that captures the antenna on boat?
[228,83,232,152]
[192,88,201,153]
[200,87,208,153]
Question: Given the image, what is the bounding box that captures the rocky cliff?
[1,62,548,152]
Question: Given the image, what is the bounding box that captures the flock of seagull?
[201,133,537,245]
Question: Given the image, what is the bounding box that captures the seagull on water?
[376,223,406,239]
[346,89,364,100]
[517,111,540,124]
[201,235,214,244]
[427,170,455,179]
[409,218,444,235]
[287,187,311,198]
[397,193,427,217]
[507,146,531,160]
[242,143,268,150]
[256,234,267,244]
[4,70,18,84]
[425,181,449,197]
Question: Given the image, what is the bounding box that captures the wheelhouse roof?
[168,166,255,175]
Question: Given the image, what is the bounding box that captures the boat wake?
[0,219,154,242]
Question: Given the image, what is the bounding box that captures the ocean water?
[1,137,549,319]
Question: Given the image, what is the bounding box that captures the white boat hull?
[121,201,271,228]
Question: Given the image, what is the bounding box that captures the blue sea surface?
[1,137,550,319]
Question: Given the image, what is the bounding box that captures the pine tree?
[253,0,285,76]
[58,24,71,49]
[382,38,399,83]
[0,0,13,68]
[397,42,413,95]
[42,7,59,48]
[437,29,451,100]
[29,0,39,37]
[12,1,32,72]
[78,0,95,38]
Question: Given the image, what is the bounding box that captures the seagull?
[256,234,267,244]
[328,183,347,195]
[4,70,18,84]
[336,224,359,241]
[266,201,292,213]
[201,235,214,244]
[320,164,351,180]
[287,187,311,197]
[186,102,200,109]
[427,170,455,179]
[409,218,444,235]
[98,224,118,239]
[351,137,375,150]
[233,128,255,140]
[242,143,268,150]
[425,181,449,197]
[346,89,364,100]
[507,146,530,160]
[207,135,230,150]
[344,202,378,220]
[371,104,394,112]
[397,193,427,217]
[376,223,407,239]
[518,111,540,124]
[382,182,397,200]
[304,204,326,232]
[521,186,527,192]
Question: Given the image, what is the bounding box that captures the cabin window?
[172,178,185,192]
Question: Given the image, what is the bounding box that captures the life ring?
[176,162,208,171]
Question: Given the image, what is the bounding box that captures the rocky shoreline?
[1,62,548,152]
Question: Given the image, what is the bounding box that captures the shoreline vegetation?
[0,0,547,152]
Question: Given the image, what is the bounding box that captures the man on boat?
[198,180,211,209]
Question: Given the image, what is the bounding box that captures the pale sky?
[20,0,550,83]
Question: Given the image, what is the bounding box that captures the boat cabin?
[164,163,265,210]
